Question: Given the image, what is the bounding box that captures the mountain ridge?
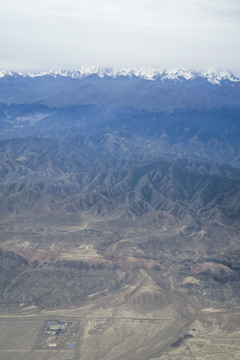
[0,67,239,84]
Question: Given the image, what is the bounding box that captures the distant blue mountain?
[0,68,240,166]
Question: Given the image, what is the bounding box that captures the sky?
[0,0,240,74]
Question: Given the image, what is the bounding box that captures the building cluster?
[45,320,67,336]
[44,319,75,349]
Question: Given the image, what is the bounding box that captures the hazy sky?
[0,0,240,73]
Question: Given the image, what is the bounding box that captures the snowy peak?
[0,67,239,84]
[200,70,240,85]
[0,70,15,78]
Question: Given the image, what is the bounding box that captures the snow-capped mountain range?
[0,67,239,85]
